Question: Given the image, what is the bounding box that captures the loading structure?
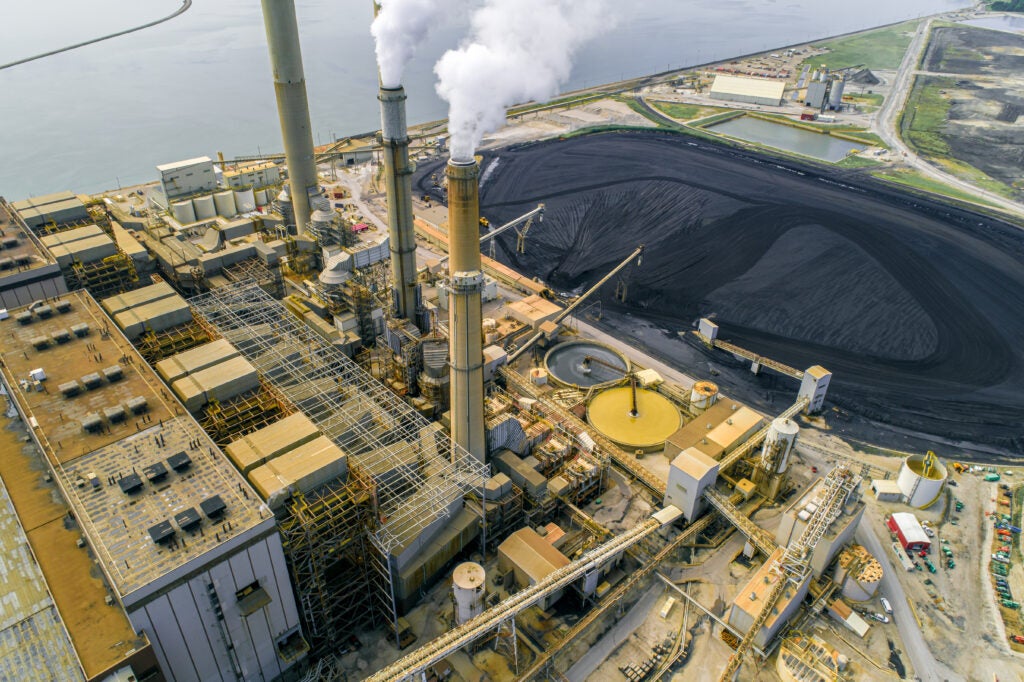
[188,281,490,647]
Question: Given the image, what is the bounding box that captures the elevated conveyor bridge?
[366,506,682,681]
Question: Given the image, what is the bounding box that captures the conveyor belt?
[366,508,680,681]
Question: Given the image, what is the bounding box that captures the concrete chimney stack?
[379,86,419,321]
[260,0,319,235]
[446,159,486,462]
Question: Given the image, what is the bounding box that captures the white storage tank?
[214,190,237,217]
[253,188,268,207]
[235,187,257,213]
[193,194,216,221]
[690,380,719,412]
[452,562,485,625]
[171,200,196,224]
[529,368,548,386]
[761,417,800,474]
[897,451,947,509]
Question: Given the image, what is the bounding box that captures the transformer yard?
[2,3,1024,682]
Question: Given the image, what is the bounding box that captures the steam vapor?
[435,0,607,162]
[371,0,442,88]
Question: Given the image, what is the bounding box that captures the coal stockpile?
[415,131,1024,451]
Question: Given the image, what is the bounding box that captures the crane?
[718,464,859,681]
[507,245,644,364]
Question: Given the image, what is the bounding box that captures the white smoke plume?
[435,0,607,162]
[371,0,443,88]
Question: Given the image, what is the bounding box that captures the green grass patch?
[693,110,746,128]
[749,112,885,146]
[801,20,921,71]
[900,76,954,157]
[873,169,998,206]
[647,101,727,121]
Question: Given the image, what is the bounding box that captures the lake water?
[0,0,971,199]
[708,116,865,162]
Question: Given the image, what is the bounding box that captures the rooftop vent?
[147,520,175,545]
[15,311,32,325]
[102,365,123,382]
[59,381,81,398]
[14,254,31,266]
[143,462,168,483]
[0,237,18,249]
[103,405,126,424]
[200,494,227,519]
[54,300,71,314]
[50,329,71,344]
[80,373,102,390]
[118,473,144,494]
[81,413,102,433]
[70,323,89,337]
[0,257,14,270]
[167,451,192,472]
[174,507,201,532]
[34,305,52,319]
[126,396,148,415]
[30,336,49,350]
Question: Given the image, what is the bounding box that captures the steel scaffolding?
[188,282,490,632]
[222,257,283,298]
[279,468,379,654]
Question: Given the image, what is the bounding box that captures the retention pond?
[707,116,864,162]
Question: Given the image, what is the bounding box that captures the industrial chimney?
[446,159,486,462]
[379,86,419,322]
[260,0,320,235]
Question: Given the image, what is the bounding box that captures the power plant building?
[157,157,217,201]
[0,289,306,682]
[775,478,864,578]
[0,198,67,309]
[727,547,811,650]
[710,75,786,106]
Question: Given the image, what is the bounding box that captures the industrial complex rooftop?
[0,201,56,275]
[0,289,271,599]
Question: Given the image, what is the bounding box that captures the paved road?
[871,17,1024,221]
[855,522,964,682]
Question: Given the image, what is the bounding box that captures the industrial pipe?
[260,0,319,235]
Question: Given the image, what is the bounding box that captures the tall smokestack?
[379,86,419,321]
[446,159,486,462]
[261,0,319,235]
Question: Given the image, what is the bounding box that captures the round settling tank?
[544,341,629,388]
[253,188,268,208]
[690,380,719,412]
[897,452,947,508]
[452,562,486,625]
[586,385,681,453]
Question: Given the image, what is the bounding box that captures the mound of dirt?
[414,131,1024,450]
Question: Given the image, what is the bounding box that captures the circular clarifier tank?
[586,385,681,452]
[544,341,629,388]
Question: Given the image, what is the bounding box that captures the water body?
[960,14,1024,33]
[708,116,864,162]
[0,0,970,199]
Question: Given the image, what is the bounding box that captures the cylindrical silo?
[234,187,256,213]
[897,452,947,508]
[452,562,486,625]
[171,200,196,224]
[214,190,237,217]
[253,188,269,207]
[761,417,800,474]
[193,194,216,221]
[829,77,846,110]
[689,381,719,413]
[836,545,883,602]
